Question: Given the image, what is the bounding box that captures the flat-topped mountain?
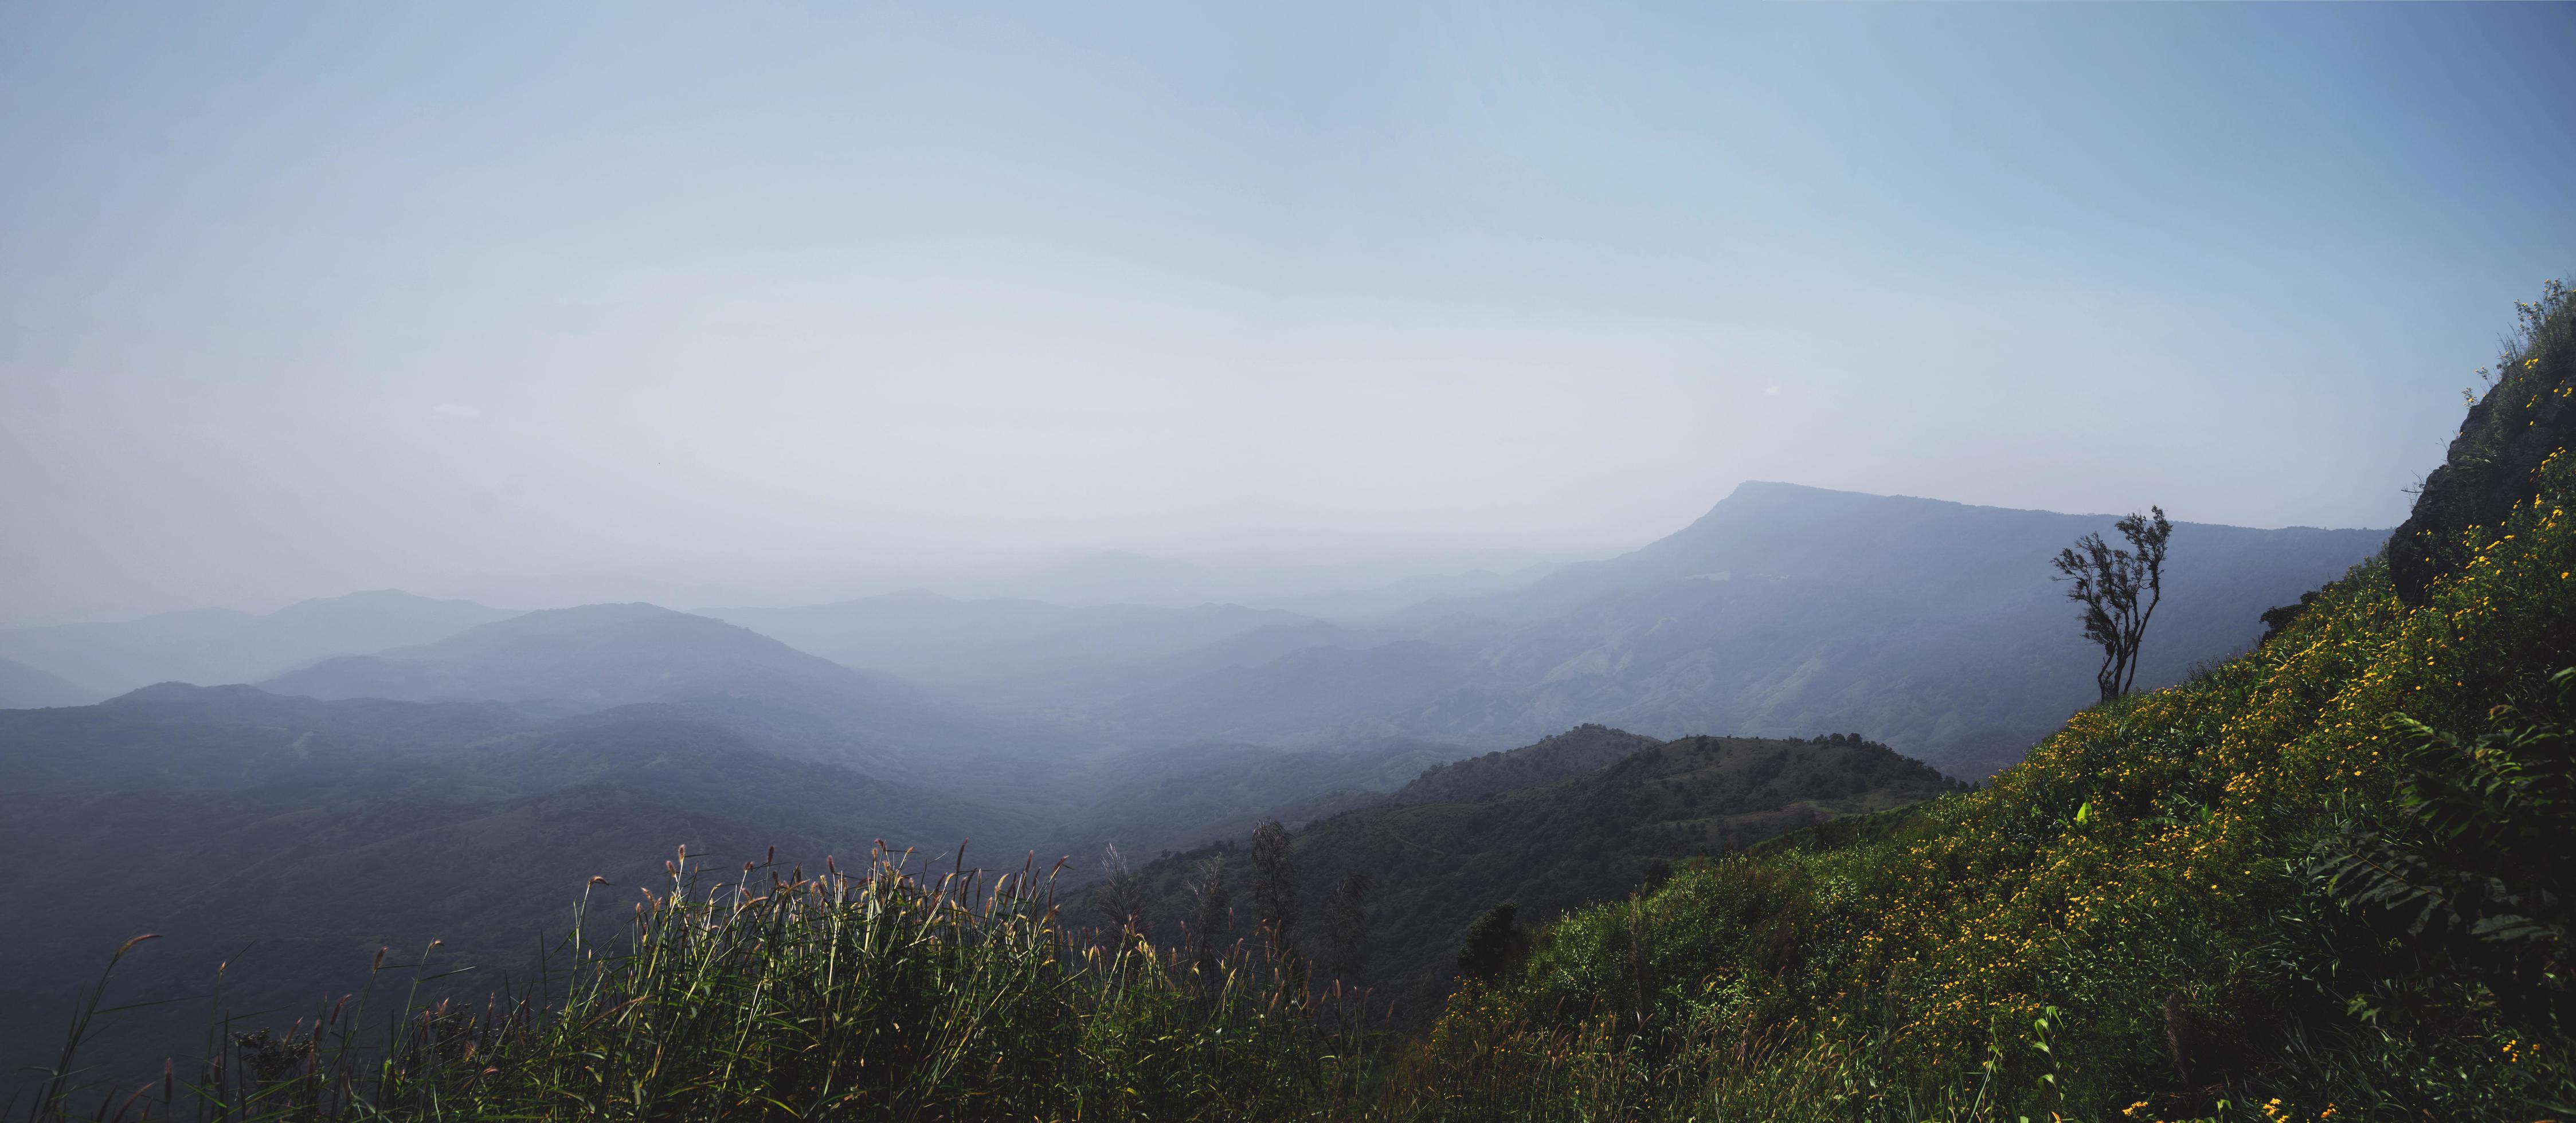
[1059,484,2383,777]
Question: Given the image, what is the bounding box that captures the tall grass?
[24,846,1375,1122]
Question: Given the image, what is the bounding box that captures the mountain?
[0,590,518,696]
[1103,729,1962,1015]
[1067,486,2383,777]
[265,602,876,706]
[698,591,1314,692]
[0,685,1049,1077]
[0,656,99,708]
[1386,723,1662,806]
[259,603,1087,794]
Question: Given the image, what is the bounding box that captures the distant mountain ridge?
[257,603,1087,795]
[1009,483,2385,778]
[698,592,1315,690]
[0,656,99,709]
[266,603,870,705]
[0,590,518,696]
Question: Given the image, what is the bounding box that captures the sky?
[3,3,2573,623]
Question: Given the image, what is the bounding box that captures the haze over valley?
[0,478,2383,1066]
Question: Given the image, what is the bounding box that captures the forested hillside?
[1103,731,1960,1016]
[1385,723,1663,805]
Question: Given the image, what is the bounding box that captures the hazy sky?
[4,3,2573,623]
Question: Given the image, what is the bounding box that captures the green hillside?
[1106,731,1960,1019]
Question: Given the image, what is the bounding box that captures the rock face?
[2391,283,2576,606]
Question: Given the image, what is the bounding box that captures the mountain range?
[0,480,2389,1086]
[973,484,2384,777]
[259,602,1102,800]
[0,656,96,708]
[0,590,519,698]
[1,486,2377,786]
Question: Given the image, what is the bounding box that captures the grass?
[23,846,1373,1122]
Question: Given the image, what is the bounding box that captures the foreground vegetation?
[23,285,2575,1120]
[1107,730,1964,1022]
[29,847,1371,1122]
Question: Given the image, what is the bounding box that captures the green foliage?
[2391,277,2576,604]
[2053,506,2174,701]
[2313,664,2576,1019]
[26,849,1369,1122]
[1454,905,1528,983]
[1106,733,1960,1018]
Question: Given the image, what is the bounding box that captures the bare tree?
[1094,844,1145,936]
[2052,506,2174,701]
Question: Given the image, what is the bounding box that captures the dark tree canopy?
[1249,819,1301,964]
[1455,902,1529,982]
[2052,506,2173,702]
[1319,871,1373,981]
